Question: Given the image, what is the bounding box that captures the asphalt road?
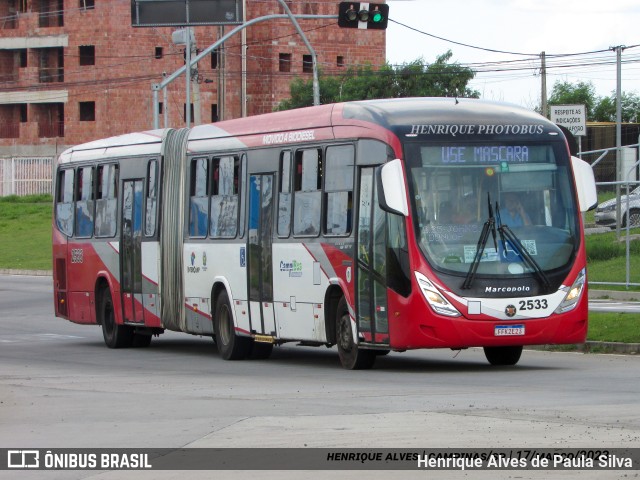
[1,275,639,480]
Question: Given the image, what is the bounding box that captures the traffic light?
[338,2,389,30]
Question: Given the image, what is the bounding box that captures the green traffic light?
[371,11,383,23]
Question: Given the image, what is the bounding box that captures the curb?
[589,289,640,302]
[0,269,52,276]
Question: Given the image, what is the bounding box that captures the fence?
[0,157,53,197]
[579,143,640,289]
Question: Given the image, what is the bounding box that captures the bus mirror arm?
[376,159,409,217]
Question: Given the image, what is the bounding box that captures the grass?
[588,312,640,344]
[584,230,640,290]
[1,195,638,346]
[0,195,52,270]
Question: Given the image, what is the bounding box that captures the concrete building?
[0,0,386,158]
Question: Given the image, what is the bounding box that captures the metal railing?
[580,143,640,289]
[0,157,53,197]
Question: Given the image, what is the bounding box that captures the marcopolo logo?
[485,285,530,293]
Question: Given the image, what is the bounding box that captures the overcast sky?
[385,0,640,108]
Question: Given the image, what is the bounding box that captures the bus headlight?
[415,271,461,317]
[555,268,586,314]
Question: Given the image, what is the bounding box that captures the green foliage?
[548,80,598,120]
[277,52,479,110]
[547,80,640,122]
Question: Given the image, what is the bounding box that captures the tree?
[547,80,640,123]
[547,80,598,121]
[277,51,479,110]
[593,91,640,123]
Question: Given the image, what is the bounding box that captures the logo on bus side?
[280,260,302,277]
[262,130,315,145]
[187,251,200,274]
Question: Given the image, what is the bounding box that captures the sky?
[385,0,640,108]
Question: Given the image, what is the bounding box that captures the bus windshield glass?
[405,142,580,277]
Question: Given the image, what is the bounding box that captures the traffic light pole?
[152,12,336,128]
[277,0,320,108]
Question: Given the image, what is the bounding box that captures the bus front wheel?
[336,297,375,370]
[483,346,523,366]
[100,288,133,348]
[214,290,251,360]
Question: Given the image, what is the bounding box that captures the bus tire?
[336,297,375,370]
[100,288,133,348]
[214,290,251,360]
[483,346,523,366]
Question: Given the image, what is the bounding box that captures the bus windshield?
[405,142,580,278]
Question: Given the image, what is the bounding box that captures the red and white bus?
[52,98,597,369]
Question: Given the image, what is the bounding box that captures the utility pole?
[540,51,548,118]
[613,45,625,239]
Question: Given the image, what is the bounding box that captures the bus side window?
[55,168,74,237]
[210,155,239,238]
[324,145,354,236]
[189,157,209,238]
[75,166,94,238]
[293,148,322,236]
[277,150,292,237]
[145,159,159,237]
[95,164,118,238]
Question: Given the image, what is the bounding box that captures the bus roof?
[58,98,560,164]
[57,129,168,164]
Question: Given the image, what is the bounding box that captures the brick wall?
[0,0,386,154]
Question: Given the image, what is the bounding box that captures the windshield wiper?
[462,193,497,290]
[495,202,552,292]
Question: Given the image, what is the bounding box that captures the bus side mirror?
[376,159,409,216]
[571,156,598,212]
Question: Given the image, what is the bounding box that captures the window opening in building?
[279,53,291,73]
[302,54,313,74]
[79,45,95,66]
[79,101,95,121]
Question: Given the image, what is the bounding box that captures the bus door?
[121,179,145,324]
[247,174,276,336]
[355,167,389,345]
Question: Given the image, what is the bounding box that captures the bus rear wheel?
[336,297,375,370]
[483,346,523,366]
[214,290,251,360]
[100,288,133,348]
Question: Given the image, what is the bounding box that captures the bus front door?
[356,167,390,346]
[247,174,276,337]
[121,179,145,324]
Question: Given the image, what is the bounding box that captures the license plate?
[495,325,525,336]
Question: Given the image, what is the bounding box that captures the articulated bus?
[52,98,597,369]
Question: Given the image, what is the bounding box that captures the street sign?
[131,0,243,27]
[550,104,587,137]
